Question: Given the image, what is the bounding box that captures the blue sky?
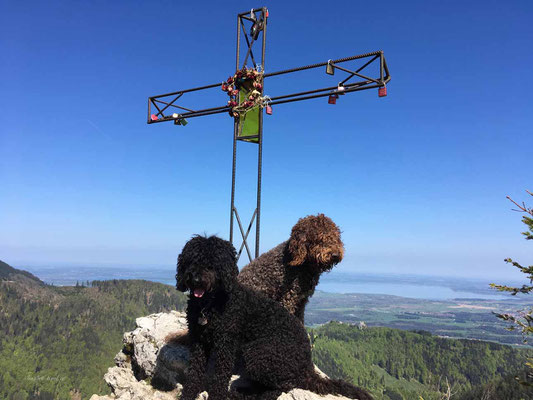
[1,0,531,281]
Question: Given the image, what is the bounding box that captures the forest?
[311,322,533,399]
[0,261,187,399]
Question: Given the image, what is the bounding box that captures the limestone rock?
[89,365,179,400]
[125,310,189,384]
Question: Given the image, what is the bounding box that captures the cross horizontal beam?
[147,51,390,124]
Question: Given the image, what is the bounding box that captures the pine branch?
[489,190,533,344]
[490,283,533,295]
[506,190,533,215]
[523,216,533,240]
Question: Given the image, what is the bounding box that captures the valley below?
[307,291,530,346]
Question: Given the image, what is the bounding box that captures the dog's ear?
[211,237,238,291]
[176,253,188,292]
[288,219,310,266]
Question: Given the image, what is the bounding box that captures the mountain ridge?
[0,259,44,284]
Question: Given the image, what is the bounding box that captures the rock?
[106,366,178,400]
[90,311,359,400]
[125,310,189,383]
[90,311,188,399]
[89,366,179,400]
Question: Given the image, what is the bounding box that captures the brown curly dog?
[238,213,344,323]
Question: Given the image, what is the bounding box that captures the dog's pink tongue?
[193,288,205,298]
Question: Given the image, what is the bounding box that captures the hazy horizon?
[4,256,526,283]
[6,259,526,303]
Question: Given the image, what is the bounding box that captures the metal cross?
[147,7,391,262]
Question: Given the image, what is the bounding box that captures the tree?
[490,190,533,386]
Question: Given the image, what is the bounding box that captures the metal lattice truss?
[147,7,391,262]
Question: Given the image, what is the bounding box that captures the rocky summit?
[89,311,355,400]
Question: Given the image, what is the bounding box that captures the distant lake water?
[20,264,514,301]
[317,279,502,300]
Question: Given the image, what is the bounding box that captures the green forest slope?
[311,322,533,399]
[0,261,187,400]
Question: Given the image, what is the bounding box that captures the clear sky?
[1,0,531,281]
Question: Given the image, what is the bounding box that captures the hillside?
[0,261,187,400]
[0,259,44,284]
[311,322,533,399]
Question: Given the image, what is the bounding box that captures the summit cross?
[147,7,391,262]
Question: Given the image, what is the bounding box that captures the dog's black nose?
[192,276,202,285]
[331,253,341,262]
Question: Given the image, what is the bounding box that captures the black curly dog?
[176,235,373,400]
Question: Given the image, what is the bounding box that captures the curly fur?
[238,214,344,323]
[176,235,372,400]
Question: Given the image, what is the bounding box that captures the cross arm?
[147,50,390,125]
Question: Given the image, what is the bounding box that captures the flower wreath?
[222,68,264,118]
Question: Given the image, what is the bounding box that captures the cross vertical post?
[229,7,268,262]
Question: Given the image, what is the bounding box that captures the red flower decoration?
[224,67,264,118]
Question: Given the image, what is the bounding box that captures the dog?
[176,235,372,400]
[238,214,344,323]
